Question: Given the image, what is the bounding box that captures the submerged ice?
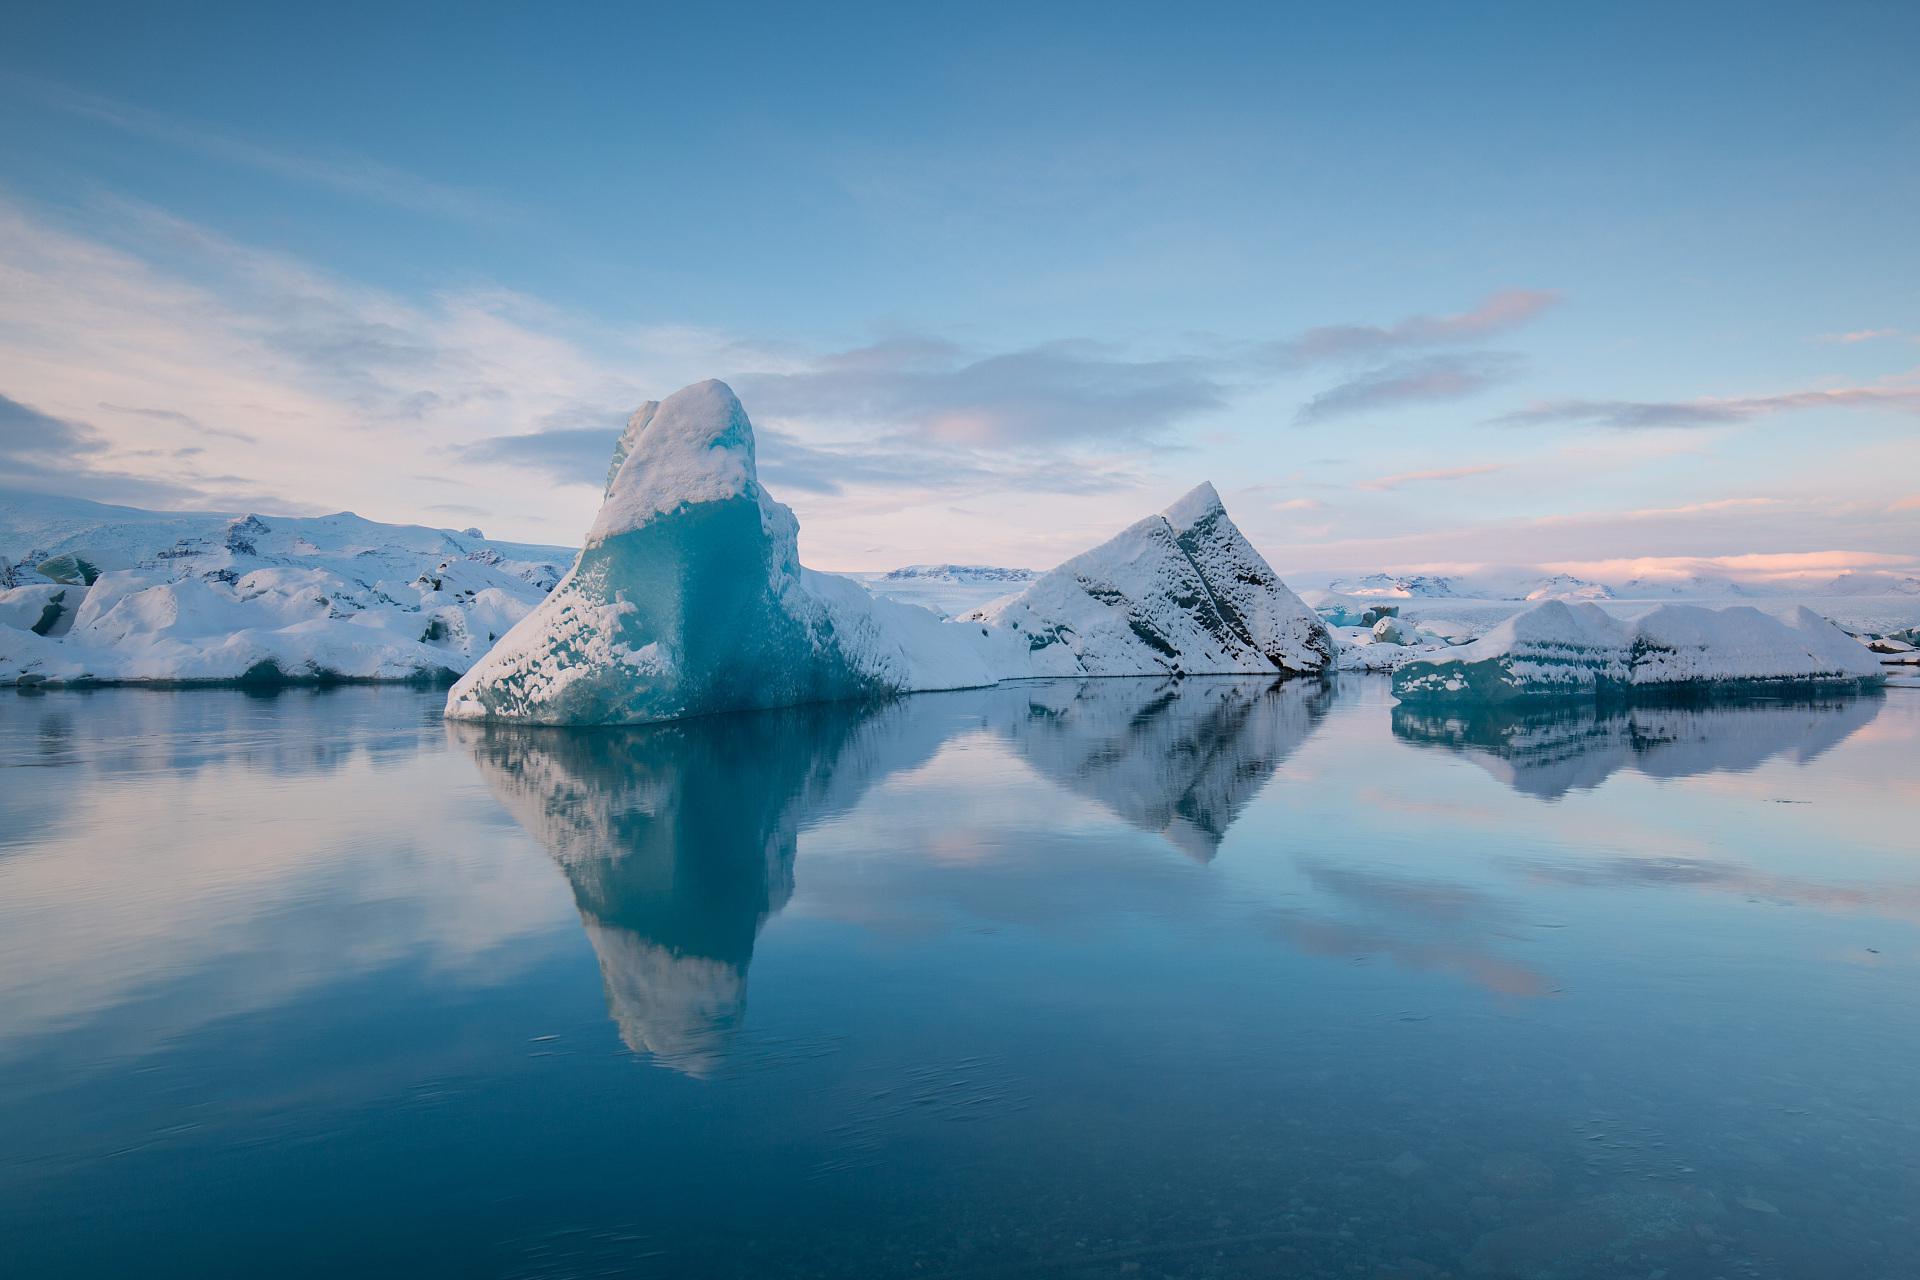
[448,380,1334,726]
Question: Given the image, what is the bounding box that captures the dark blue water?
[2,678,1916,1279]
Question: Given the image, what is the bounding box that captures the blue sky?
[2,1,1916,578]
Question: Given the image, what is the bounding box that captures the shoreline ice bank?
[446,379,1335,726]
[0,493,569,689]
[1391,599,1884,707]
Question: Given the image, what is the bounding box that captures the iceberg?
[1391,600,1885,707]
[445,381,1007,725]
[448,380,1331,726]
[969,481,1334,678]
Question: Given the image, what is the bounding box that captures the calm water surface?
[1,678,1916,1279]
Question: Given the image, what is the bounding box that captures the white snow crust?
[0,493,570,687]
[449,382,1332,726]
[1392,600,1886,705]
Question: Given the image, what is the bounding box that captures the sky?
[1,1,1917,580]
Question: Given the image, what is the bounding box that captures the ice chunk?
[604,400,659,497]
[1164,483,1337,672]
[446,380,1005,725]
[972,483,1334,678]
[1392,600,1886,706]
[1370,615,1419,646]
[449,383,1330,726]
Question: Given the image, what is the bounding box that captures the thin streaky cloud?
[732,337,1226,446]
[1355,464,1505,492]
[3,74,504,223]
[1492,386,1920,430]
[1265,289,1560,367]
[1295,352,1524,424]
[1623,497,1784,519]
[98,402,258,443]
[1815,329,1899,344]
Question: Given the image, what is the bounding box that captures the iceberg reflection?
[452,699,953,1074]
[455,676,1328,1072]
[987,676,1332,861]
[1390,693,1885,800]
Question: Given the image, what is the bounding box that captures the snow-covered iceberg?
[971,483,1334,678]
[1391,600,1885,706]
[445,381,1008,725]
[448,379,1330,726]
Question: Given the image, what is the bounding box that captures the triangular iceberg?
[974,481,1333,677]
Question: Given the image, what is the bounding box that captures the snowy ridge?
[450,380,1331,726]
[1391,600,1885,706]
[880,564,1036,584]
[0,491,571,687]
[1326,572,1463,599]
[972,483,1335,679]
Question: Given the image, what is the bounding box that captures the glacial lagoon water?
[1,678,1916,1279]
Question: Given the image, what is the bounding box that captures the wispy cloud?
[730,337,1226,446]
[0,392,222,507]
[4,75,503,222]
[1355,463,1505,492]
[1816,328,1900,344]
[1622,497,1782,519]
[1263,289,1560,367]
[1296,352,1524,424]
[1492,385,1920,429]
[98,402,258,443]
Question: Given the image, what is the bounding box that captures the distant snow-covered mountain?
[1614,574,1760,599]
[1821,572,1920,597]
[880,563,1037,584]
[853,564,1039,617]
[1523,574,1614,602]
[1326,572,1463,598]
[1,489,575,686]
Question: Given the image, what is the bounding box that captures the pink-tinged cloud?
[1355,463,1504,492]
[1816,329,1899,344]
[1272,497,1324,511]
[1271,289,1562,366]
[1494,385,1920,429]
[1890,494,1920,512]
[1622,497,1783,519]
[1542,551,1916,582]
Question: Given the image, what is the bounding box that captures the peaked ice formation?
[1392,600,1885,706]
[446,380,1007,725]
[972,482,1335,677]
[447,380,1332,726]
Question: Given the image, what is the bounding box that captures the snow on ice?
[0,491,569,687]
[1392,600,1886,706]
[448,381,1334,725]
